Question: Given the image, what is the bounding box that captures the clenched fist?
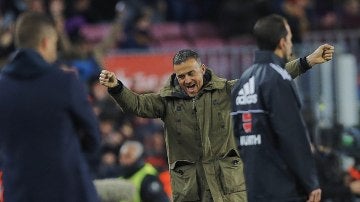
[307,44,335,66]
[99,70,119,88]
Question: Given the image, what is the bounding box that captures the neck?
[274,49,285,59]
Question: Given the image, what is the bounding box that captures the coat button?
[232,160,239,165]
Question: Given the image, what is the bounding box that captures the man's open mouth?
[186,84,196,91]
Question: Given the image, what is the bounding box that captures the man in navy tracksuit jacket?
[231,14,334,202]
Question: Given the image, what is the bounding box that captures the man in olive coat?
[0,12,101,202]
[99,47,333,202]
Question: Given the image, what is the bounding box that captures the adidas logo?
[236,76,258,105]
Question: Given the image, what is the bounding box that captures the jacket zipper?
[192,97,197,112]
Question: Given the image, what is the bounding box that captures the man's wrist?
[300,56,312,73]
[305,55,316,67]
[108,80,123,94]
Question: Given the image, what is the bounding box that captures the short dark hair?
[253,14,288,51]
[173,49,201,65]
[14,12,55,49]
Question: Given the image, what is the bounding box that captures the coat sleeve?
[226,79,238,95]
[109,86,166,119]
[285,58,306,79]
[263,76,319,193]
[68,73,101,153]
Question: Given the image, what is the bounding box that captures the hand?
[349,180,360,194]
[99,70,119,88]
[307,188,321,202]
[306,44,335,66]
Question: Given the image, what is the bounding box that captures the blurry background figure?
[118,140,170,202]
[312,0,339,30]
[0,12,101,202]
[339,0,360,29]
[119,7,153,50]
[143,130,172,199]
[25,0,46,13]
[51,0,127,86]
[276,0,312,43]
[315,125,360,202]
[217,0,269,39]
[0,1,15,68]
[97,147,121,179]
[144,130,167,170]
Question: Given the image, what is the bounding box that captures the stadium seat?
[156,38,192,49]
[227,36,256,46]
[193,37,224,48]
[80,23,112,43]
[150,22,184,41]
[184,21,219,39]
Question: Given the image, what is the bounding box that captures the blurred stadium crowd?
[1,0,360,63]
[1,0,360,201]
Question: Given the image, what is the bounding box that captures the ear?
[200,64,206,74]
[39,36,48,51]
[278,38,286,50]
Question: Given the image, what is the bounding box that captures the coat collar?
[1,48,54,79]
[254,50,286,68]
[160,68,226,98]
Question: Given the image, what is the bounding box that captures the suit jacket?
[0,49,101,202]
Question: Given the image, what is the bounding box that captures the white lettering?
[236,94,258,105]
[240,134,262,146]
[236,76,258,105]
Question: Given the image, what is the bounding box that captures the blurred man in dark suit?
[0,12,101,202]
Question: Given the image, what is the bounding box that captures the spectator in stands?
[119,121,136,140]
[0,12,100,202]
[314,126,360,202]
[97,146,122,179]
[119,8,153,50]
[144,130,167,170]
[50,0,126,84]
[132,116,163,142]
[99,45,334,201]
[118,140,169,202]
[217,0,268,39]
[166,0,205,22]
[278,0,313,43]
[340,0,360,29]
[31,0,47,13]
[90,78,123,120]
[0,9,15,68]
[315,145,360,202]
[313,0,340,30]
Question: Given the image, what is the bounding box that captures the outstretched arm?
[286,44,334,78]
[99,70,165,118]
